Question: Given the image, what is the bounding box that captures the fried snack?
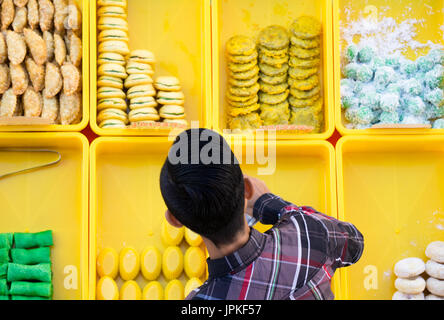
[228,51,258,64]
[12,6,28,32]
[38,0,54,32]
[289,46,320,59]
[0,88,18,117]
[289,67,318,80]
[54,33,67,66]
[259,73,287,85]
[25,57,45,92]
[61,62,80,95]
[258,63,289,77]
[27,0,39,29]
[228,104,260,117]
[290,104,324,132]
[229,65,260,80]
[23,87,43,117]
[290,85,321,100]
[229,112,263,131]
[14,0,29,7]
[226,35,256,56]
[258,90,289,105]
[290,16,322,40]
[0,64,11,94]
[258,25,290,50]
[228,76,259,88]
[54,0,68,33]
[10,63,29,95]
[43,31,54,61]
[288,74,319,91]
[289,56,320,69]
[289,94,320,108]
[45,62,63,98]
[290,36,320,49]
[1,0,15,31]
[258,80,288,95]
[228,60,257,73]
[259,54,289,68]
[6,31,26,65]
[67,0,82,31]
[259,46,288,58]
[68,32,82,67]
[0,33,6,64]
[41,88,59,121]
[60,91,81,125]
[260,102,290,126]
[227,95,258,108]
[228,83,260,97]
[24,28,48,65]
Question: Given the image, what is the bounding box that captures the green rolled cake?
[7,263,52,283]
[0,279,8,296]
[0,296,9,300]
[0,233,13,249]
[0,249,10,264]
[0,264,7,279]
[11,247,51,265]
[14,231,53,249]
[9,282,53,298]
[11,296,50,300]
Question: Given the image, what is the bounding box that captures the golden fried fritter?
[0,88,18,117]
[23,87,43,117]
[288,74,319,91]
[258,80,288,95]
[258,25,290,50]
[25,57,45,92]
[24,28,48,65]
[289,94,320,108]
[260,101,290,126]
[45,62,63,98]
[0,64,11,94]
[1,0,15,31]
[43,31,54,61]
[12,6,27,32]
[290,16,322,40]
[0,33,7,64]
[54,0,68,33]
[68,31,82,67]
[41,88,59,121]
[226,35,256,56]
[10,63,29,95]
[60,91,81,125]
[54,33,67,66]
[61,62,80,95]
[288,66,318,80]
[14,0,29,7]
[27,0,39,29]
[228,104,260,117]
[229,112,263,131]
[290,85,321,100]
[67,0,82,31]
[6,31,27,65]
[258,90,289,105]
[228,82,260,97]
[38,0,55,32]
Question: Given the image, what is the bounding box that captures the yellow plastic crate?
[212,0,335,140]
[89,136,340,299]
[0,133,89,300]
[90,0,212,136]
[333,0,444,135]
[0,0,90,133]
[336,136,444,300]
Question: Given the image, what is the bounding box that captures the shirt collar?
[207,228,267,279]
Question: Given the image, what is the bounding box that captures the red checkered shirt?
[186,193,364,300]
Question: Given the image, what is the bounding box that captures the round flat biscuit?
[289,67,318,80]
[228,83,260,97]
[290,85,321,99]
[289,74,320,91]
[228,51,258,64]
[226,35,256,56]
[259,63,289,77]
[289,56,321,69]
[228,60,257,73]
[290,36,320,49]
[290,46,321,59]
[259,54,289,68]
[258,25,290,50]
[258,90,289,105]
[229,66,260,80]
[228,104,260,117]
[259,73,288,85]
[290,16,322,39]
[228,76,259,88]
[259,81,288,95]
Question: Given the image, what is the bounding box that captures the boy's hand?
[244,175,271,217]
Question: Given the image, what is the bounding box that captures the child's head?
[160,129,245,247]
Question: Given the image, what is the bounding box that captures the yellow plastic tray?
[0,133,89,300]
[336,135,444,300]
[212,0,335,140]
[90,0,212,136]
[0,0,89,133]
[333,0,444,136]
[89,137,340,299]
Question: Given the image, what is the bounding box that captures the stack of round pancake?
[154,76,188,127]
[257,25,290,126]
[226,35,262,131]
[287,16,324,133]
[96,0,129,129]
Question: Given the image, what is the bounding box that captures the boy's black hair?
[160,129,245,247]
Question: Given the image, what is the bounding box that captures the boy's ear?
[244,176,253,200]
[165,210,184,228]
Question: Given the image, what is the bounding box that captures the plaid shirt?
[187,193,364,300]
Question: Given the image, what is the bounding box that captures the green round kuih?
[7,263,52,283]
[14,231,53,249]
[9,282,53,299]
[11,247,51,265]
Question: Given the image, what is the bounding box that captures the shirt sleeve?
[253,193,364,269]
